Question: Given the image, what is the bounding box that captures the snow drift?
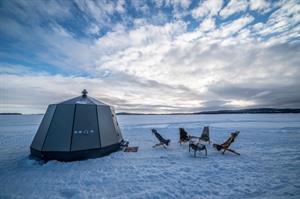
[0,114,299,199]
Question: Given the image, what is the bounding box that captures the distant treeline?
[1,108,299,116]
[193,108,300,114]
[117,108,300,115]
[0,113,22,115]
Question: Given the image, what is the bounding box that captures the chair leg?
[154,142,167,149]
[153,143,164,148]
[222,147,228,155]
[226,148,240,155]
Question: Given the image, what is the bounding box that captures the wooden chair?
[199,126,211,144]
[189,126,211,144]
[151,129,170,149]
[178,128,191,145]
[213,131,240,155]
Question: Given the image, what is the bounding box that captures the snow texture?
[0,114,300,199]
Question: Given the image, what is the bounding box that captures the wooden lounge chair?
[189,126,211,144]
[200,126,211,144]
[178,128,191,145]
[151,129,170,149]
[213,131,240,155]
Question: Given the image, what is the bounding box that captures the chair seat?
[189,143,207,157]
[189,143,205,151]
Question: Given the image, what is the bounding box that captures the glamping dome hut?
[30,89,127,161]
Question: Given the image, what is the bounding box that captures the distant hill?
[117,108,300,115]
[1,108,299,116]
[193,108,300,114]
[0,113,22,115]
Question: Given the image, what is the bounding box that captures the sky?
[0,0,299,114]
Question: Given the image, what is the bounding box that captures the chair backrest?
[221,131,239,146]
[200,126,210,142]
[179,128,189,140]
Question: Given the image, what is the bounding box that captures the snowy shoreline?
[1,114,300,199]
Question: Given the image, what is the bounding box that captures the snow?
[0,114,300,199]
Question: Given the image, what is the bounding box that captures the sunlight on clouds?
[225,100,256,108]
[1,73,204,114]
[1,74,112,112]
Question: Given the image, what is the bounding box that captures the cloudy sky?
[0,0,299,114]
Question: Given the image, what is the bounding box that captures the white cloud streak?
[219,0,248,19]
[192,0,223,19]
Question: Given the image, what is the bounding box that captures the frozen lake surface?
[0,114,300,199]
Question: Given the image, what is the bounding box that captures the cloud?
[199,17,216,32]
[0,64,34,75]
[254,0,299,43]
[74,0,114,23]
[219,0,248,19]
[210,15,254,39]
[0,0,299,114]
[249,0,272,14]
[0,71,205,114]
[191,0,223,19]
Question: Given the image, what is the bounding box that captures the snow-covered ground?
[0,114,300,199]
